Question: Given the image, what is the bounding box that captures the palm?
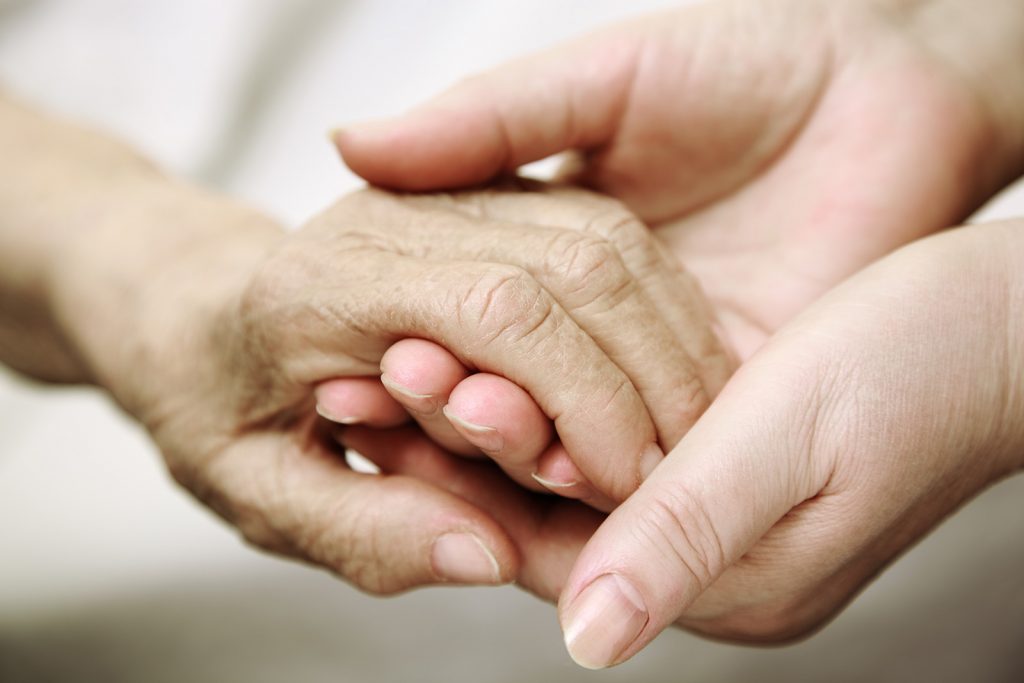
[330,0,1013,606]
[575,0,996,358]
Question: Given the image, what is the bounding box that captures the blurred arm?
[0,94,281,402]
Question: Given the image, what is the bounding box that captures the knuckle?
[630,485,726,592]
[581,206,687,292]
[581,205,661,267]
[545,231,635,309]
[297,492,397,595]
[457,266,557,347]
[588,210,645,250]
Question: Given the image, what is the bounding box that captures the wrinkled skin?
[119,186,729,595]
[338,0,1019,358]
[345,222,1024,662]
[327,0,1024,664]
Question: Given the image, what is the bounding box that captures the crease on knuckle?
[545,231,636,310]
[675,370,710,425]
[458,268,557,349]
[631,485,726,594]
[581,206,665,275]
[596,375,633,415]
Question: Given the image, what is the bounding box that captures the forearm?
[0,95,282,408]
[990,219,1024,473]
[890,0,1024,183]
[942,217,1024,475]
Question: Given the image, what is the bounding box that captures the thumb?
[556,337,836,669]
[333,31,640,190]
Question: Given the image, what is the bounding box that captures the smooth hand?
[554,221,1024,666]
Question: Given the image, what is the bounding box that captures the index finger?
[258,253,662,502]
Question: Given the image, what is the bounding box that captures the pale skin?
[324,0,1024,668]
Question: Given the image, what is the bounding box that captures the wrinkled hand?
[336,0,1022,358]
[327,0,1024,666]
[344,221,1024,667]
[124,185,726,594]
[326,0,1023,511]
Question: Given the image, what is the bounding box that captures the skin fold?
[329,0,1024,668]
[0,95,733,593]
[1,0,1022,671]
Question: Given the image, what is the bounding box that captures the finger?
[532,442,616,512]
[275,253,662,503]
[443,371,554,488]
[556,341,834,669]
[339,424,603,603]
[385,342,613,506]
[192,419,519,594]
[378,338,478,457]
[451,185,734,406]
[313,377,409,427]
[333,32,635,191]
[351,189,708,453]
[442,374,616,509]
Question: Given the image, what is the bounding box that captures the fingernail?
[380,374,439,416]
[562,574,649,670]
[315,403,363,425]
[640,443,663,481]
[442,406,504,453]
[531,472,579,490]
[380,374,432,400]
[431,533,503,585]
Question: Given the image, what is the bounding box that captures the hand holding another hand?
[328,0,1024,668]
[95,184,726,595]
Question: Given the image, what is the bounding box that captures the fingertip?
[446,373,552,461]
[334,105,507,191]
[534,442,584,487]
[442,404,505,454]
[314,377,408,427]
[533,444,616,512]
[380,338,468,398]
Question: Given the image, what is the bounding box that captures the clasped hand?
[128,0,1024,671]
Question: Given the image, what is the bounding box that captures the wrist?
[49,176,283,422]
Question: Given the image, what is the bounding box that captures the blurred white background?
[1,1,1022,680]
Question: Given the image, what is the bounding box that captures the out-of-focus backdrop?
[1,1,1022,681]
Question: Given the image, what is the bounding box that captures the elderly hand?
[323,0,1024,507]
[62,183,731,594]
[326,0,1024,666]
[335,0,1024,359]
[3,97,733,598]
[342,220,1024,667]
